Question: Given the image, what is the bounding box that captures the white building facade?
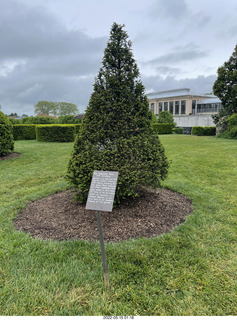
[147,88,222,129]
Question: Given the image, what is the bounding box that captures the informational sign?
[86,171,118,212]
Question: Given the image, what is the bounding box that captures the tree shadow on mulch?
[0,153,21,160]
[13,188,193,243]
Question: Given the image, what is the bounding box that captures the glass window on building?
[169,101,174,114]
[192,100,196,114]
[151,103,154,113]
[181,100,186,114]
[197,104,202,113]
[175,101,179,114]
[164,102,168,111]
[159,102,162,113]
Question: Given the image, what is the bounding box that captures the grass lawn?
[0,136,236,316]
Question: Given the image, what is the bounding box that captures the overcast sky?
[0,0,236,116]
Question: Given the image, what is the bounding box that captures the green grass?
[0,136,236,316]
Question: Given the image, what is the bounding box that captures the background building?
[147,88,222,132]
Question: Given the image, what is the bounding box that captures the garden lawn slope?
[0,137,236,316]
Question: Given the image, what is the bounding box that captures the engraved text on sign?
[85,171,118,212]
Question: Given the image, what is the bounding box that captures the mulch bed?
[13,188,192,242]
[0,153,21,160]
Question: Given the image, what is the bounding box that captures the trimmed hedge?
[13,124,36,140]
[151,123,173,134]
[22,116,57,124]
[36,125,79,142]
[172,127,184,134]
[191,126,216,136]
[0,111,14,156]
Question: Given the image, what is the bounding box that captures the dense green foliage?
[191,126,216,136]
[217,113,237,139]
[228,113,237,127]
[8,118,22,124]
[213,44,237,122]
[0,137,236,315]
[22,116,57,124]
[67,23,169,204]
[157,111,176,128]
[36,125,77,142]
[152,123,173,134]
[13,124,36,140]
[0,111,14,156]
[172,127,184,134]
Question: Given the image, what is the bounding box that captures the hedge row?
[191,126,216,136]
[172,127,184,134]
[151,123,173,134]
[13,124,81,141]
[12,123,217,141]
[36,125,81,142]
[13,124,36,140]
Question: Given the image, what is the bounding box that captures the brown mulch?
[13,188,192,242]
[0,152,21,160]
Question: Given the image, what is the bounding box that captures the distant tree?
[9,112,18,117]
[21,114,28,118]
[56,102,78,116]
[213,44,237,120]
[158,111,176,128]
[67,23,169,204]
[34,101,57,115]
[34,101,78,116]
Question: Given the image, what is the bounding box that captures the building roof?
[74,113,84,119]
[36,113,57,118]
[197,98,221,104]
[147,88,216,100]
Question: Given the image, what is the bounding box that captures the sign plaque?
[85,170,118,290]
[86,170,118,212]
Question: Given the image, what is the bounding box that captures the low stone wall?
[174,114,215,127]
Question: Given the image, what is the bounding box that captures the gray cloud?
[144,43,208,66]
[143,74,217,94]
[0,0,106,115]
[0,0,234,116]
[149,0,189,22]
[155,65,181,76]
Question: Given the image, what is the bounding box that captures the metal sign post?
[86,171,118,290]
[96,210,110,289]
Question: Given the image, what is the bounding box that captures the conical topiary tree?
[67,23,169,204]
[0,111,14,157]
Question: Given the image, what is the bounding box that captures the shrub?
[22,116,57,124]
[172,127,184,134]
[36,125,76,142]
[227,114,237,128]
[229,126,237,139]
[216,114,237,139]
[0,111,14,156]
[8,118,22,124]
[67,23,169,205]
[157,111,176,128]
[152,123,173,134]
[191,126,216,136]
[13,124,36,140]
